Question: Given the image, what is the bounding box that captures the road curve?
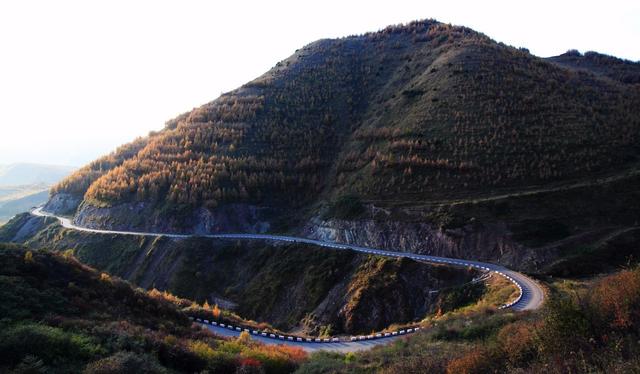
[30,207,544,351]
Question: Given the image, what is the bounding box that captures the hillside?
[7,228,638,373]
[0,243,306,373]
[298,267,640,373]
[0,213,490,336]
[46,19,640,235]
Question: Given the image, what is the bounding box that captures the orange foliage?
[496,320,539,364]
[256,344,307,364]
[239,357,261,368]
[51,18,640,211]
[446,347,493,374]
[588,268,640,330]
[147,288,192,308]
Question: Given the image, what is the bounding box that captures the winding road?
[31,207,544,352]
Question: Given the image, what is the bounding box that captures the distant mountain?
[0,163,75,187]
[0,190,49,223]
[0,163,74,223]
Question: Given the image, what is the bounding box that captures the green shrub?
[535,296,592,356]
[436,282,485,314]
[0,323,103,367]
[294,351,346,373]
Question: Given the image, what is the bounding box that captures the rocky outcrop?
[304,257,469,334]
[43,190,554,271]
[44,193,81,215]
[73,201,275,234]
[59,193,552,271]
[303,217,550,271]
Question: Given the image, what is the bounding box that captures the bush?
[436,282,485,314]
[294,351,346,373]
[84,351,167,374]
[0,323,103,367]
[587,267,640,331]
[188,341,237,372]
[536,296,592,356]
[496,320,538,365]
[446,347,494,374]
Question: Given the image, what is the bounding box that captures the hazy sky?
[1,0,638,167]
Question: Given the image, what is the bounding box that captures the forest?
[51,20,640,215]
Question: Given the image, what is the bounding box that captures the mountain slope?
[47,19,640,235]
[0,214,484,335]
[0,243,306,373]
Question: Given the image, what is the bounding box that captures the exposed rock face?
[44,193,81,215]
[43,192,553,271]
[304,257,464,334]
[303,217,550,271]
[73,201,274,234]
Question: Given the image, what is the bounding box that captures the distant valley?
[0,163,75,224]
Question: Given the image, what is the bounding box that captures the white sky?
[1,0,638,166]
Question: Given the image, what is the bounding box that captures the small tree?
[237,330,251,344]
[24,251,34,263]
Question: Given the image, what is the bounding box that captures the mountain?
[3,18,640,373]
[46,20,639,239]
[0,163,75,187]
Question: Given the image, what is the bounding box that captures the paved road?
[31,207,544,351]
[200,322,406,352]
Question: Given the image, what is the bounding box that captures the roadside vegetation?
[0,240,517,374]
[4,233,639,373]
[296,266,640,373]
